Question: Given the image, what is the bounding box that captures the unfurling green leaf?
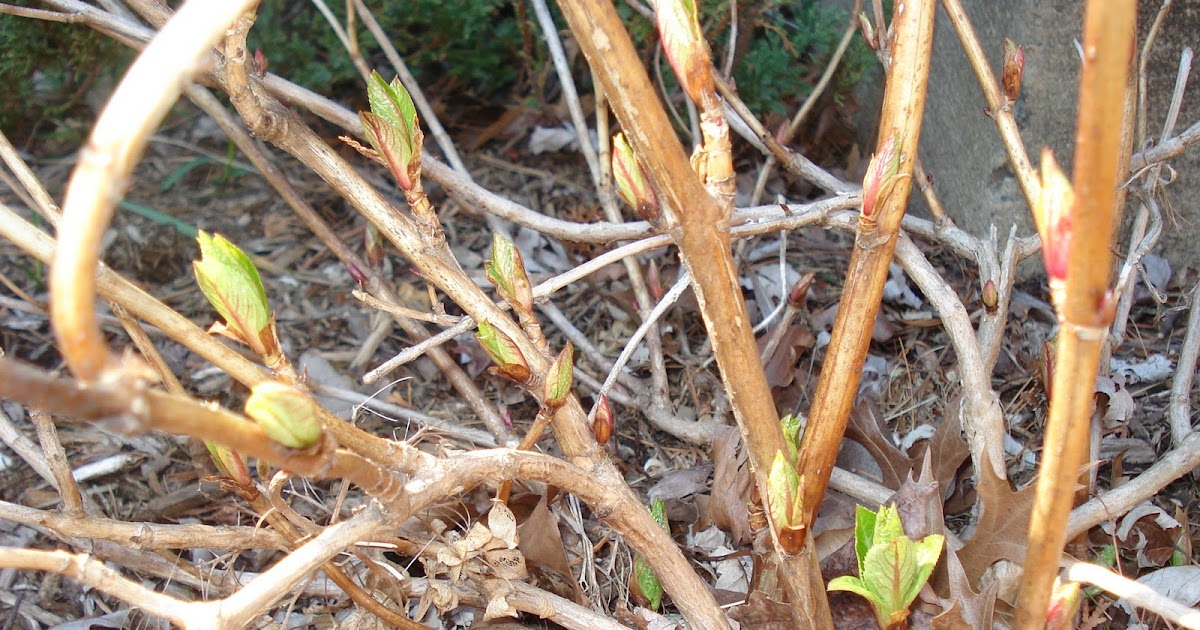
[830,503,944,630]
[193,231,271,357]
[543,343,574,409]
[360,111,417,191]
[367,71,418,138]
[485,233,533,314]
[780,414,804,463]
[244,382,323,449]
[612,132,659,223]
[475,321,530,383]
[767,451,800,528]
[205,441,251,488]
[361,71,423,191]
[630,498,670,611]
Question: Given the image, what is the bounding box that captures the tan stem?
[217,10,730,628]
[50,0,255,382]
[794,0,934,533]
[556,0,837,623]
[1013,2,1135,625]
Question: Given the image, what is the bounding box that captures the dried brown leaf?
[931,545,997,629]
[957,461,1036,585]
[707,426,752,545]
[517,494,581,601]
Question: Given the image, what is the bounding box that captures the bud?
[612,132,660,224]
[205,440,252,488]
[1039,337,1056,400]
[630,498,669,610]
[475,321,531,383]
[859,12,877,51]
[543,343,574,409]
[364,223,385,271]
[655,0,715,106]
[593,395,613,445]
[361,71,423,191]
[779,414,804,463]
[861,131,904,220]
[767,450,805,553]
[193,231,274,359]
[788,272,816,307]
[1044,579,1081,630]
[1033,149,1074,283]
[1002,39,1025,104]
[982,279,999,314]
[244,382,323,449]
[252,48,269,79]
[646,260,663,301]
[485,233,534,315]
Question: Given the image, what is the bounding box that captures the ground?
[0,7,1198,630]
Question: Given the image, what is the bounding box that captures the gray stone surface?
[846,0,1199,271]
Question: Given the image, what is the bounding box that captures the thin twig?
[29,410,85,518]
[0,500,288,549]
[1063,558,1200,629]
[590,270,690,421]
[50,0,257,382]
[1167,280,1200,446]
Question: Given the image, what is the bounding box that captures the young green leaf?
[367,71,418,138]
[485,233,533,314]
[475,320,531,383]
[193,231,271,357]
[360,111,417,191]
[766,450,806,551]
[630,498,670,611]
[543,342,574,409]
[244,382,323,449]
[205,441,252,488]
[780,414,804,463]
[830,504,944,629]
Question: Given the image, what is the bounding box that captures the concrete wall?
[846,0,1199,270]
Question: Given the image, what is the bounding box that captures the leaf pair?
[827,504,944,629]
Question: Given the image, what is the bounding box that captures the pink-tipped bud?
[1033,149,1074,282]
[1039,337,1056,400]
[861,131,903,220]
[593,395,613,445]
[788,272,816,307]
[982,279,999,314]
[859,12,878,51]
[656,0,716,106]
[253,49,269,79]
[646,260,663,301]
[1003,39,1025,104]
[1044,579,1081,630]
[612,132,660,224]
[205,441,252,488]
[364,223,385,270]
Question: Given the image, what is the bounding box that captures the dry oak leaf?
[956,460,1036,585]
[844,397,970,495]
